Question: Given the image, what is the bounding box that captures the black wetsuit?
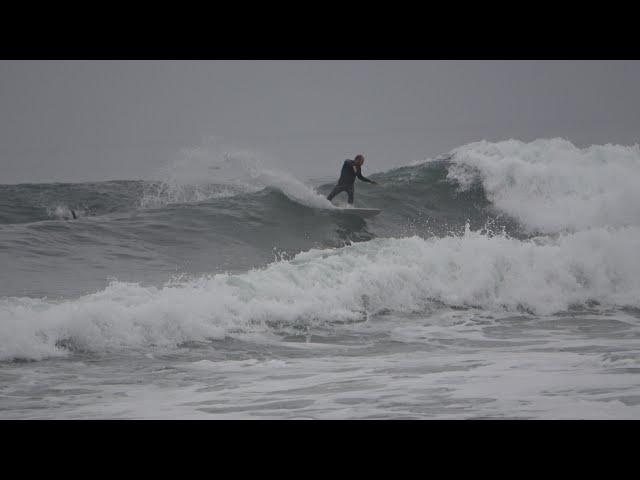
[327,159,374,204]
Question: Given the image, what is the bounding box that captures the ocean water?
[1,138,640,419]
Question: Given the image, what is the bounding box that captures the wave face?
[0,181,144,224]
[1,138,639,361]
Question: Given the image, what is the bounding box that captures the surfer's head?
[355,155,365,166]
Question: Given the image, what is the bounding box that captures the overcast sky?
[1,60,639,184]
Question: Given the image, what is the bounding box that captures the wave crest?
[140,145,333,209]
[448,138,640,233]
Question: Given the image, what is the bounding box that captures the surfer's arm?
[356,169,377,184]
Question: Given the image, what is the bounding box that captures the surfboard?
[335,207,381,218]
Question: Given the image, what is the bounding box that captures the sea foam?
[3,223,639,361]
[447,138,640,233]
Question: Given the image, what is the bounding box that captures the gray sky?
[1,60,640,184]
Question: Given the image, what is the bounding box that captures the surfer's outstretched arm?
[356,170,377,184]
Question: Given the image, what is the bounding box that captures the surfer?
[327,155,379,205]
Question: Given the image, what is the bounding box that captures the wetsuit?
[327,159,374,204]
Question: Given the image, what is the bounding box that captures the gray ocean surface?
[2,139,640,419]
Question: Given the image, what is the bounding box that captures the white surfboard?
[335,207,381,218]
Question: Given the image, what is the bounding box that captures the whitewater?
[1,138,640,419]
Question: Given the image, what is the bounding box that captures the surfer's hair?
[355,154,364,162]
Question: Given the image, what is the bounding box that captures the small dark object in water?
[71,210,77,219]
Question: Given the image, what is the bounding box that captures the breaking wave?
[2,138,639,361]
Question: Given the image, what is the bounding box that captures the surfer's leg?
[327,185,344,201]
[347,186,354,204]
